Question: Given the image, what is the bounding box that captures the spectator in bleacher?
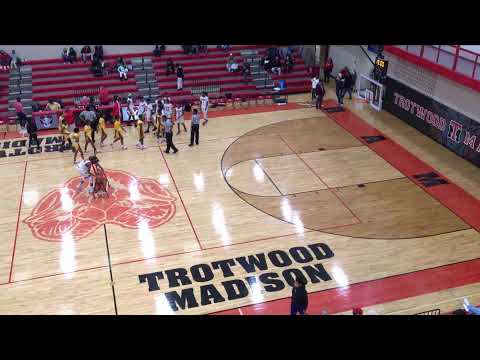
[93,46,104,61]
[176,65,184,90]
[45,99,61,112]
[0,50,11,70]
[61,48,69,64]
[242,62,251,83]
[153,45,163,57]
[118,63,129,81]
[26,117,41,151]
[68,47,78,64]
[198,45,208,54]
[226,54,239,72]
[10,50,21,70]
[90,56,104,77]
[81,46,93,63]
[99,87,110,105]
[286,53,294,73]
[80,95,90,109]
[324,57,334,83]
[166,58,175,76]
[14,97,27,132]
[271,56,282,75]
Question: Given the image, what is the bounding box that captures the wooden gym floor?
[1,88,480,315]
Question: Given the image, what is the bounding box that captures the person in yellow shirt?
[98,113,107,147]
[135,115,145,149]
[45,99,61,111]
[83,121,97,154]
[111,117,127,150]
[70,128,84,163]
[58,113,72,152]
[155,113,165,144]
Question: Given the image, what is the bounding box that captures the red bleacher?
[22,45,310,117]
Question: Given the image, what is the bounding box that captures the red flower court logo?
[24,170,177,242]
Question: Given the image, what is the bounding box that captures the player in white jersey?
[144,98,154,133]
[200,92,209,126]
[162,98,173,119]
[75,156,97,194]
[136,97,147,120]
[175,103,187,134]
[127,94,136,124]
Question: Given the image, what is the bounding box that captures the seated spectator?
[198,45,208,54]
[68,47,78,63]
[81,45,93,63]
[166,58,175,76]
[226,54,239,72]
[0,50,11,69]
[93,45,104,61]
[98,87,110,105]
[219,45,231,52]
[45,99,61,112]
[118,63,128,81]
[90,56,105,77]
[80,95,90,108]
[182,45,192,55]
[242,62,251,82]
[61,48,69,64]
[117,57,126,67]
[271,56,282,75]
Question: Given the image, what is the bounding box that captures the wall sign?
[384,77,480,167]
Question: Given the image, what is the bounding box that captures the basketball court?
[1,89,480,315]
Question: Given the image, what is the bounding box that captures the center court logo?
[24,170,177,241]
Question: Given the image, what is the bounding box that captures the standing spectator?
[166,58,175,76]
[310,75,319,102]
[93,46,104,61]
[271,56,281,75]
[81,45,93,63]
[343,68,354,100]
[68,47,77,63]
[26,117,41,151]
[324,57,334,83]
[153,45,165,57]
[13,97,27,133]
[242,62,251,83]
[98,86,110,105]
[335,73,346,107]
[10,50,20,70]
[176,65,184,90]
[315,79,325,109]
[286,53,294,73]
[291,277,308,315]
[110,95,121,124]
[163,115,178,154]
[61,48,69,63]
[189,108,200,146]
[117,63,128,81]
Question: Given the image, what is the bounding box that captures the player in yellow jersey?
[135,115,146,149]
[70,127,84,163]
[98,113,107,147]
[111,117,127,150]
[58,113,72,152]
[155,112,166,144]
[83,121,97,154]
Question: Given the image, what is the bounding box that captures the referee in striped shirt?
[163,115,178,154]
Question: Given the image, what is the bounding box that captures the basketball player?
[58,113,72,152]
[155,112,165,144]
[70,127,84,163]
[144,98,153,132]
[127,94,135,124]
[136,114,146,149]
[111,117,127,150]
[83,121,97,154]
[200,92,209,126]
[175,103,187,135]
[75,155,100,194]
[162,97,173,120]
[98,112,108,146]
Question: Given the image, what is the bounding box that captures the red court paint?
[212,257,480,315]
[322,100,480,232]
[8,161,28,283]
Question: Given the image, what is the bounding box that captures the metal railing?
[414,309,441,315]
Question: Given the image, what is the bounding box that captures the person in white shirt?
[127,94,136,123]
[162,98,173,120]
[144,98,154,133]
[311,76,319,102]
[118,64,128,80]
[200,92,209,126]
[175,103,187,134]
[137,97,147,120]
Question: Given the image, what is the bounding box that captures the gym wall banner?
[384,77,480,167]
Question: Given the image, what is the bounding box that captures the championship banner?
[384,77,480,167]
[33,112,59,130]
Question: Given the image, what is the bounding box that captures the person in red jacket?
[64,108,76,132]
[98,86,110,105]
[324,57,334,83]
[111,95,121,123]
